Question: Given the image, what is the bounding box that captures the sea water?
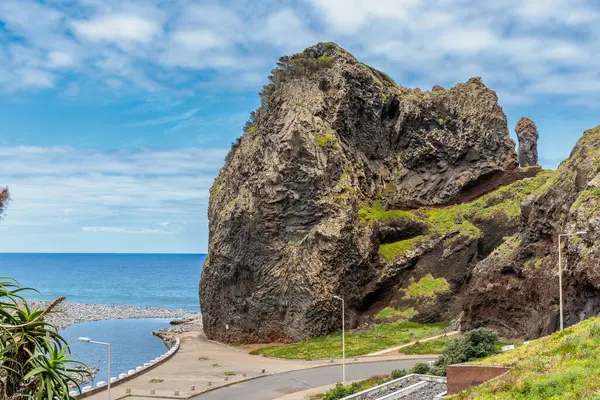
[0,253,205,385]
[0,253,205,311]
[61,318,172,385]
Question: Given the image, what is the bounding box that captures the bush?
[434,328,498,375]
[391,369,407,379]
[411,362,431,374]
[324,382,352,400]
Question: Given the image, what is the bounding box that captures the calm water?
[1,253,205,383]
[61,318,172,385]
[0,253,205,311]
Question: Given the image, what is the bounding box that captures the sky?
[1,0,600,253]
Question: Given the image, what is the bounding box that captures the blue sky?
[1,0,600,253]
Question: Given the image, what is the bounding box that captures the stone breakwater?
[27,300,201,331]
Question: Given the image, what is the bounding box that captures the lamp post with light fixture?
[333,295,345,384]
[558,231,587,331]
[78,337,111,399]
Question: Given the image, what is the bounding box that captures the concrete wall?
[446,365,509,394]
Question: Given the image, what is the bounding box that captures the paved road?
[192,359,432,400]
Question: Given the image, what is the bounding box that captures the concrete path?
[86,331,434,400]
[366,331,461,356]
[190,359,434,400]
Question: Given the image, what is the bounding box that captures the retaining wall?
[446,365,510,395]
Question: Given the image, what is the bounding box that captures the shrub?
[324,382,352,400]
[434,328,498,375]
[391,369,408,379]
[411,362,431,374]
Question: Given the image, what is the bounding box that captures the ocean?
[0,253,206,385]
[0,253,205,311]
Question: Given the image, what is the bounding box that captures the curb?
[74,338,181,398]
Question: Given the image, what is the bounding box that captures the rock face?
[461,126,600,338]
[515,117,539,167]
[0,187,7,217]
[200,43,529,343]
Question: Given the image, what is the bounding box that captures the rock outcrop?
[515,117,539,167]
[0,188,7,216]
[462,126,600,338]
[200,43,535,343]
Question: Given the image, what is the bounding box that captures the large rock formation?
[200,43,536,343]
[462,126,600,338]
[515,117,539,167]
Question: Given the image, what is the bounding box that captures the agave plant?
[0,276,90,400]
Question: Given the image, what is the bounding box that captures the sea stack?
[200,42,526,343]
[515,117,539,167]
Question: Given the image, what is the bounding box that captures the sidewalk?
[366,331,461,356]
[85,331,439,400]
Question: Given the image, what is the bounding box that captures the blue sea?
[0,253,206,385]
[0,253,205,311]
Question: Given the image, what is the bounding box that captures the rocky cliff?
[199,43,549,343]
[462,125,600,338]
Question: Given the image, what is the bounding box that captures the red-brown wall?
[446,365,510,394]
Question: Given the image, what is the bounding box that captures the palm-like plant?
[0,277,90,400]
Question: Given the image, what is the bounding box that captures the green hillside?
[449,317,600,399]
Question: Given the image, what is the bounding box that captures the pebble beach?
[27,300,201,331]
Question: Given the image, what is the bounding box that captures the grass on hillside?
[400,338,516,355]
[374,306,416,321]
[359,170,556,262]
[448,317,600,399]
[249,321,448,360]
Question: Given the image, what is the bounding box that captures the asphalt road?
[192,359,432,400]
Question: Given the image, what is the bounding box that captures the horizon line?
[0,252,207,255]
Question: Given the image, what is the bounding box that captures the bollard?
[243,372,247,377]
[224,376,228,381]
[190,385,196,391]
[354,357,358,361]
[261,368,266,373]
[330,359,334,363]
[174,390,180,396]
[150,389,155,394]
[208,381,212,387]
[125,388,132,394]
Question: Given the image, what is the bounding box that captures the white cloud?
[72,14,162,44]
[128,108,200,127]
[82,226,169,234]
[47,51,75,68]
[1,146,227,233]
[19,68,55,88]
[0,0,599,106]
[173,31,224,50]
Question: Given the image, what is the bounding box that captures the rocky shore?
[27,300,200,331]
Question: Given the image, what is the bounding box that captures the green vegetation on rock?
[449,317,600,399]
[358,202,416,224]
[315,129,337,149]
[402,274,450,299]
[379,236,427,261]
[363,171,556,262]
[374,306,417,321]
[249,321,448,360]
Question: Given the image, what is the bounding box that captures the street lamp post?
[333,295,345,384]
[78,337,112,399]
[558,231,587,331]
